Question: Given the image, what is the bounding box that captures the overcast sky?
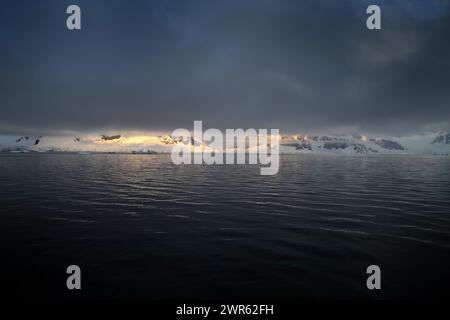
[1,0,449,136]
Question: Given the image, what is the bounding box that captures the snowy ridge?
[1,131,450,155]
[280,132,450,155]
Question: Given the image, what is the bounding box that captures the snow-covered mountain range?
[1,131,449,156]
[280,131,450,155]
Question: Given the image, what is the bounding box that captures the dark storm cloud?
[0,0,449,135]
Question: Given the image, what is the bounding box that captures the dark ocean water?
[0,153,449,299]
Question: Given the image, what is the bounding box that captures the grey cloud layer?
[1,0,449,135]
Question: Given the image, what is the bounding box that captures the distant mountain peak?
[279,133,409,155]
[431,130,450,144]
[375,139,405,150]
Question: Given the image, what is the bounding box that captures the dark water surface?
[1,154,449,299]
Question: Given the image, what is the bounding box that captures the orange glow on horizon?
[94,135,162,145]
